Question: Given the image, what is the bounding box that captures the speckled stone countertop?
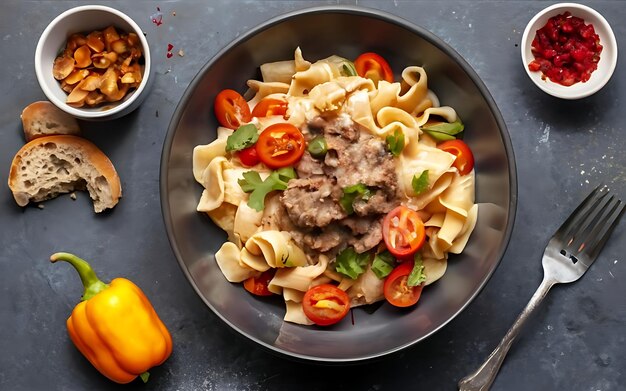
[1,1,625,390]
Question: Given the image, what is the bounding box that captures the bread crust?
[8,135,122,212]
[21,101,81,142]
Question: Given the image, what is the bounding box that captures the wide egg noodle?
[344,89,378,133]
[347,265,384,307]
[240,247,271,272]
[284,300,314,325]
[244,231,307,269]
[269,255,329,293]
[397,144,456,198]
[245,79,290,108]
[233,201,263,243]
[222,166,256,206]
[214,242,259,283]
[376,106,420,147]
[261,47,312,84]
[439,171,475,217]
[416,105,458,127]
[422,257,447,286]
[206,202,239,245]
[397,66,431,115]
[197,156,228,212]
[449,203,479,254]
[192,136,228,184]
[288,60,337,97]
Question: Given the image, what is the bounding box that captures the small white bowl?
[35,5,153,120]
[521,2,617,99]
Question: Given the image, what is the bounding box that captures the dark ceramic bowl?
[161,6,517,362]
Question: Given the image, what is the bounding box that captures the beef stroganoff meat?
[279,114,400,256]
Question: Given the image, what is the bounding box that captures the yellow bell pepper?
[51,252,173,384]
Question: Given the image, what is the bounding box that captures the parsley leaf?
[385,127,405,157]
[340,183,372,215]
[407,253,427,287]
[335,247,370,280]
[411,170,429,195]
[238,167,296,211]
[371,250,396,279]
[421,120,464,142]
[226,124,259,152]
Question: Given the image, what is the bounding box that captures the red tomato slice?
[251,98,288,118]
[384,262,424,307]
[256,123,305,168]
[243,269,275,296]
[354,52,394,83]
[302,284,350,326]
[382,206,426,261]
[437,139,475,176]
[214,89,252,130]
[238,146,260,167]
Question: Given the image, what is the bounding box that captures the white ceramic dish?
[521,2,617,100]
[34,5,152,121]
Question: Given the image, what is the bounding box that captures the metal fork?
[458,185,624,391]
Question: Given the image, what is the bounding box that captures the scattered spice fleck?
[70,192,77,200]
[178,49,185,57]
[609,271,614,278]
[156,110,159,118]
[151,8,163,26]
[166,52,173,58]
[37,204,45,209]
[172,11,176,16]
[167,43,174,51]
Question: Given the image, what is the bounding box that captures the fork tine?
[568,193,613,252]
[555,184,604,242]
[584,198,625,264]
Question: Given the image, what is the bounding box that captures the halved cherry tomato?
[256,123,305,168]
[238,146,260,167]
[382,206,426,261]
[302,284,350,326]
[354,52,394,84]
[214,89,252,129]
[251,98,288,118]
[437,139,475,176]
[384,261,424,307]
[243,269,275,296]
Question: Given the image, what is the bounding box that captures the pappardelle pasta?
[193,47,477,326]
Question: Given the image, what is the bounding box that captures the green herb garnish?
[407,253,427,287]
[335,247,370,280]
[307,136,328,159]
[238,167,296,211]
[226,124,259,152]
[421,120,464,143]
[411,170,430,195]
[371,250,396,279]
[340,183,372,215]
[385,127,405,157]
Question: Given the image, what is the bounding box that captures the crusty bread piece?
[21,101,81,142]
[8,135,122,213]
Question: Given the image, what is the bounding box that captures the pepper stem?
[50,252,109,301]
[140,371,150,383]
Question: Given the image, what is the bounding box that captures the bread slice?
[8,135,122,213]
[21,101,81,142]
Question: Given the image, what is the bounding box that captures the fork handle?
[458,276,556,391]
